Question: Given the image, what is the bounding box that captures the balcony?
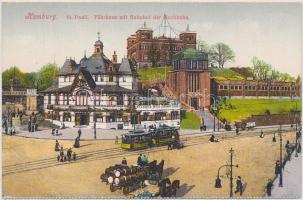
[136,104,180,111]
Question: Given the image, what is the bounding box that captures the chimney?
[112,51,117,64]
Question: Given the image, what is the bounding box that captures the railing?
[136,104,180,110]
[3,91,27,95]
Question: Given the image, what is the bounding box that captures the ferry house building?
[42,34,139,129]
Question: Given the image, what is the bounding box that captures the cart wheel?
[123,186,130,195]
[110,184,116,192]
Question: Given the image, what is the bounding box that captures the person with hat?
[122,157,127,165]
[266,179,273,196]
[54,140,60,151]
[235,176,243,196]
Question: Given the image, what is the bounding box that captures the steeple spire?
[97,32,100,40]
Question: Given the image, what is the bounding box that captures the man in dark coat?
[235,176,243,196]
[137,154,142,166]
[67,148,72,161]
[55,140,60,151]
[266,179,273,196]
[122,157,127,165]
[78,128,82,139]
[275,160,281,177]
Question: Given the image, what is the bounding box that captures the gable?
[70,68,96,93]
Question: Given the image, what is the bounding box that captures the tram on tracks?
[121,127,180,150]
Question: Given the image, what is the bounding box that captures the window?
[109,76,113,82]
[239,86,242,90]
[55,94,59,105]
[123,76,126,82]
[230,86,234,90]
[48,94,51,104]
[64,76,67,82]
[76,90,89,106]
[95,75,98,82]
[69,76,72,82]
[101,76,104,82]
[223,85,228,90]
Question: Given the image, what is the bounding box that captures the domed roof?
[94,39,103,46]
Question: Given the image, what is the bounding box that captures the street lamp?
[279,125,283,187]
[214,148,239,197]
[209,94,217,132]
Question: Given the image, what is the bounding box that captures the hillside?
[137,66,173,81]
[219,99,301,123]
[210,68,245,80]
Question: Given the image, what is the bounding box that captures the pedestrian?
[272,135,276,142]
[54,140,60,151]
[200,124,203,132]
[285,140,290,149]
[67,148,72,161]
[236,127,239,135]
[266,179,273,196]
[122,157,127,165]
[78,128,82,139]
[28,121,31,132]
[60,146,64,162]
[275,160,281,177]
[57,154,60,162]
[260,130,264,138]
[142,154,149,165]
[115,136,119,144]
[56,129,59,136]
[137,154,142,166]
[52,129,55,136]
[235,176,243,196]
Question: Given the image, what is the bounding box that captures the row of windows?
[218,85,295,91]
[173,60,208,70]
[62,75,123,83]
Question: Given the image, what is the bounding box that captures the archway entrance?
[75,113,89,126]
[191,98,199,110]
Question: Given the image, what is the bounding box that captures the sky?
[2,2,302,77]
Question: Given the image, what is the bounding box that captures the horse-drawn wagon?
[100,160,165,195]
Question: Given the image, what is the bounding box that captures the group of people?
[55,140,76,162]
[137,154,149,166]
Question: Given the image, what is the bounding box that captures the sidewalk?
[269,151,302,198]
[12,126,205,140]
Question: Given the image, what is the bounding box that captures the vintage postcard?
[1,2,302,199]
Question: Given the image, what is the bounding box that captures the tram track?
[3,127,295,176]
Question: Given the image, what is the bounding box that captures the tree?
[36,63,59,90]
[251,56,272,80]
[197,40,211,54]
[209,43,235,68]
[2,66,25,87]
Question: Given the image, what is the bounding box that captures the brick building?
[127,20,196,68]
[212,79,301,99]
[167,48,211,110]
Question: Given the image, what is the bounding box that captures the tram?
[121,127,180,150]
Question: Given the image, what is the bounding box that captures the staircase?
[197,109,219,131]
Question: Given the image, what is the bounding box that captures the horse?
[158,178,180,197]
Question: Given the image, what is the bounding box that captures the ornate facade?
[127,22,196,68]
[42,35,180,129]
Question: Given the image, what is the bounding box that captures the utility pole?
[230,148,234,197]
[279,125,283,187]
